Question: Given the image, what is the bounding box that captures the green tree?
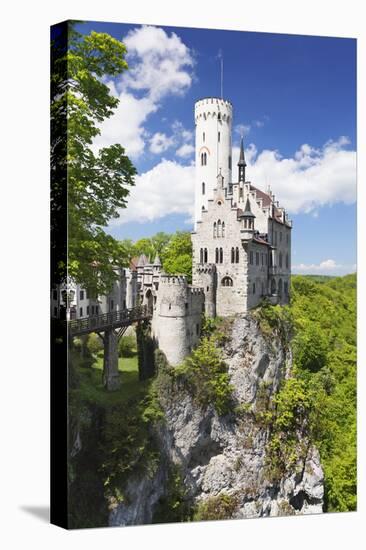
[51,22,136,294]
[163,231,192,282]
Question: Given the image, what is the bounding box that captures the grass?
[72,352,151,407]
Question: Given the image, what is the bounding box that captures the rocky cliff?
[109,314,324,526]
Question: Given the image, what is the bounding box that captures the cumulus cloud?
[293,259,356,275]
[232,137,356,214]
[149,132,175,154]
[110,159,195,225]
[176,143,195,158]
[93,26,194,159]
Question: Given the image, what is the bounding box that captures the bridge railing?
[68,305,151,336]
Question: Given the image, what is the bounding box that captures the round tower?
[154,275,191,366]
[194,97,233,227]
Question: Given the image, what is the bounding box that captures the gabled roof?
[250,185,272,207]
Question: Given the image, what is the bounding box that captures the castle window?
[231,247,235,263]
[218,131,221,142]
[206,286,209,291]
[80,307,83,317]
[250,251,254,265]
[286,253,289,269]
[253,283,256,294]
[202,205,205,211]
[256,252,259,266]
[222,222,225,237]
[196,323,200,335]
[217,219,222,237]
[87,305,89,315]
[278,279,283,296]
[202,182,205,195]
[185,303,188,310]
[213,222,217,238]
[269,252,273,267]
[228,155,232,169]
[169,303,171,310]
[80,290,84,301]
[274,231,277,246]
[110,300,114,311]
[244,218,248,229]
[236,247,239,263]
[203,132,205,142]
[279,252,283,268]
[201,152,207,166]
[215,248,219,263]
[218,112,221,120]
[219,248,223,263]
[271,278,276,295]
[204,248,208,263]
[222,276,233,287]
[200,248,203,263]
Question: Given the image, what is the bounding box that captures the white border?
[0,1,364,548]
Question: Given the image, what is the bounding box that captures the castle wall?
[192,193,248,316]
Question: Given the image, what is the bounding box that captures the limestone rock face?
[109,315,324,526]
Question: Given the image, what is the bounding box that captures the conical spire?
[238,137,246,182]
[153,254,161,266]
[243,197,255,218]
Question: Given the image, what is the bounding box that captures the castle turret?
[154,275,204,366]
[194,97,233,227]
[193,263,217,318]
[240,197,255,242]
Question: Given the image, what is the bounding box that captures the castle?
[53,97,291,367]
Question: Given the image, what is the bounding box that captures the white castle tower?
[194,98,233,227]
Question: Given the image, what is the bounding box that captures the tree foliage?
[51,22,136,294]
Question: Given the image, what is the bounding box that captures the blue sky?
[76,21,356,275]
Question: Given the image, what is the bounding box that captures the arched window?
[279,252,283,268]
[271,278,276,295]
[204,152,207,165]
[231,247,235,263]
[215,248,219,263]
[222,222,225,237]
[201,153,204,166]
[286,253,289,269]
[204,248,208,263]
[278,278,283,295]
[218,112,221,121]
[213,222,217,238]
[217,219,222,238]
[202,182,205,195]
[235,247,239,263]
[222,276,233,287]
[219,248,223,263]
[200,248,203,263]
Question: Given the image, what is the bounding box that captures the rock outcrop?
[110,315,324,526]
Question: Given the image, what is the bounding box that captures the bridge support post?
[103,329,120,391]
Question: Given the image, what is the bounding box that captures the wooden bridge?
[68,305,151,337]
[67,305,152,391]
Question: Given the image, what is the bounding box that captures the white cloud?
[110,159,195,225]
[232,137,356,214]
[93,26,194,159]
[176,143,195,158]
[149,132,175,154]
[235,124,251,137]
[293,259,356,275]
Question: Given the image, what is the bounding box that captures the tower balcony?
[240,228,254,242]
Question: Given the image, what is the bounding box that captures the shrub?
[194,493,239,521]
[118,333,137,357]
[175,336,233,415]
[86,332,103,355]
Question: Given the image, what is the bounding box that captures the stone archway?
[145,289,154,315]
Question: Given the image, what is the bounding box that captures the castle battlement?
[196,263,217,275]
[189,286,204,296]
[160,274,187,285]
